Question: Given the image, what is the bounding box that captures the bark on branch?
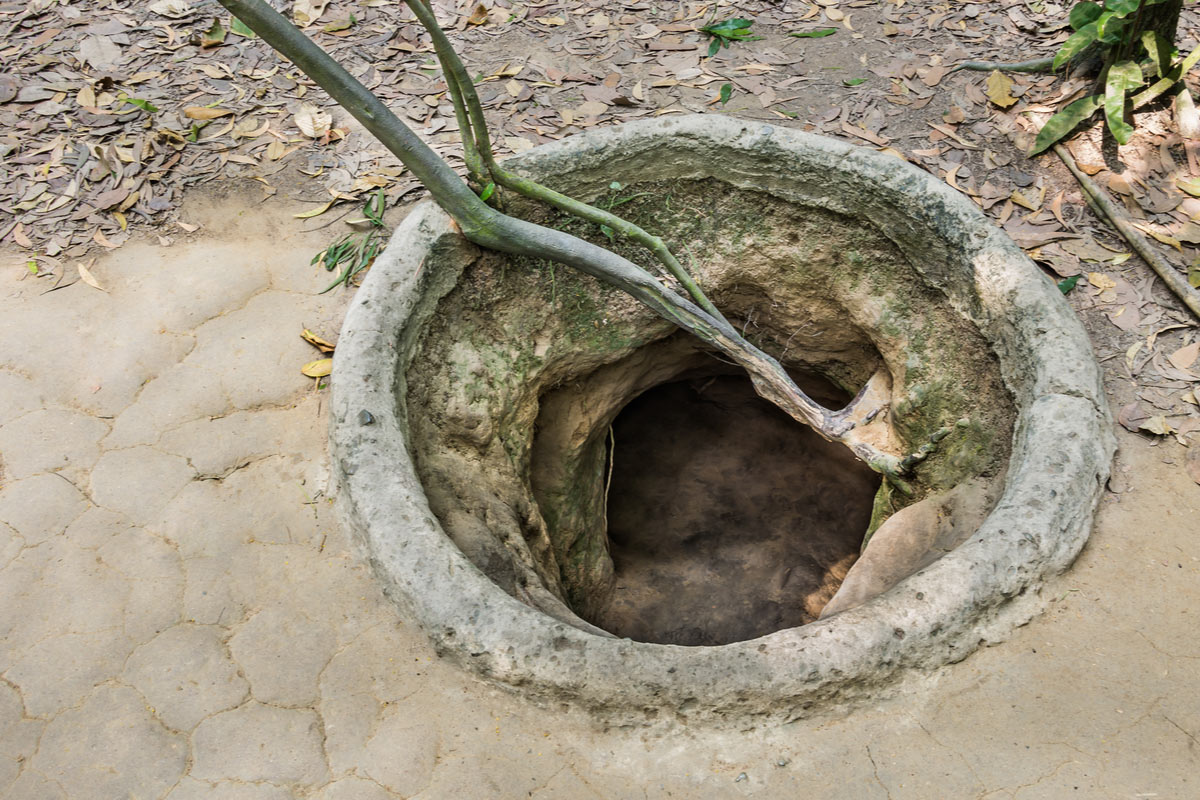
[217,0,922,482]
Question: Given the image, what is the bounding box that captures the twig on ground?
[1054,143,1200,320]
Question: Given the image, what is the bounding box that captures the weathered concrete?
[0,141,1194,799]
[330,116,1114,718]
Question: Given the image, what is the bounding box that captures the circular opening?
[583,372,880,645]
[330,116,1113,716]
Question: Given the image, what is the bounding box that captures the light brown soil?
[593,374,880,645]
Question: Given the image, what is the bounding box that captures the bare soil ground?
[1,0,1199,797]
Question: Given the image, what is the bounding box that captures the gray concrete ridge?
[0,128,1197,797]
[331,117,1114,717]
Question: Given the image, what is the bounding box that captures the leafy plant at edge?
[313,188,387,292]
[1032,0,1186,154]
[698,17,762,58]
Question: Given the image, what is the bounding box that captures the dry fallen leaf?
[466,4,489,25]
[293,0,330,27]
[535,15,566,26]
[1187,445,1200,485]
[294,103,332,138]
[77,260,106,292]
[302,328,336,353]
[148,0,192,18]
[184,106,233,120]
[301,358,333,378]
[1087,272,1117,291]
[985,70,1018,109]
[1168,341,1200,371]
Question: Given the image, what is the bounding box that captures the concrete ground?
[1,186,1198,800]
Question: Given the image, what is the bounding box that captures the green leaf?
[707,37,722,57]
[26,260,38,274]
[1069,1,1103,30]
[609,181,622,191]
[1177,176,1200,196]
[1095,11,1126,44]
[478,182,495,202]
[364,188,386,224]
[1141,30,1175,77]
[719,83,732,105]
[1104,59,1142,144]
[788,28,837,38]
[1058,275,1080,294]
[844,77,867,86]
[599,224,615,241]
[201,19,226,47]
[1103,0,1139,16]
[119,95,158,113]
[230,16,256,37]
[1054,22,1099,70]
[701,18,755,37]
[1030,94,1103,154]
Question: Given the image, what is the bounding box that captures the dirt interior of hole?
[587,373,880,647]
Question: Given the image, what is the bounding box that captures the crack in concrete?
[864,745,893,800]
[1162,715,1199,749]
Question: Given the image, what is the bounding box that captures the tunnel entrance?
[586,374,880,645]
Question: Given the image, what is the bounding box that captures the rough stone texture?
[0,408,107,481]
[90,446,195,526]
[124,624,249,731]
[228,603,336,707]
[0,473,88,544]
[31,685,186,799]
[166,777,297,800]
[329,116,1115,717]
[0,682,42,791]
[191,703,328,785]
[0,142,1192,799]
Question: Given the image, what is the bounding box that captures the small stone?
[735,772,748,782]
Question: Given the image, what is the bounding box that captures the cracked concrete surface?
[0,187,1198,798]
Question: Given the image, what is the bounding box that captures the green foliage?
[718,82,732,105]
[1032,94,1104,154]
[1035,0,1183,153]
[314,189,388,292]
[698,17,761,57]
[788,28,837,38]
[118,95,158,114]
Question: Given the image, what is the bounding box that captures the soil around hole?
[589,375,881,646]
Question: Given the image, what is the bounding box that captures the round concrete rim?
[330,115,1114,717]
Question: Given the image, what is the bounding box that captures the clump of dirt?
[402,177,1014,642]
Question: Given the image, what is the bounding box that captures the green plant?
[313,188,387,292]
[698,17,761,58]
[1032,0,1191,153]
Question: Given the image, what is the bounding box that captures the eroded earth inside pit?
[589,373,880,646]
[403,177,1015,644]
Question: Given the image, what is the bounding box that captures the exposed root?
[951,57,1057,74]
[1055,144,1200,320]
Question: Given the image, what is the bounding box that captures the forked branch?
[218,0,922,482]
